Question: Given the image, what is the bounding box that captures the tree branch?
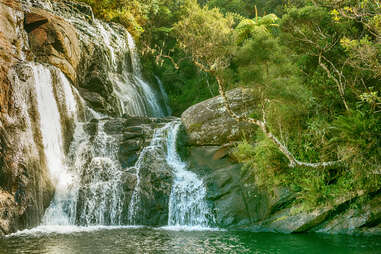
[215,75,341,168]
[318,53,350,111]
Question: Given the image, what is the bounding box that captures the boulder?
[25,8,80,83]
[181,87,258,146]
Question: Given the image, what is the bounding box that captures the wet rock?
[181,88,258,146]
[79,116,174,226]
[315,195,381,235]
[130,148,173,226]
[0,64,54,235]
[0,1,56,233]
[185,146,295,228]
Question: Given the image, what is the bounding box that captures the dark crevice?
[24,19,48,33]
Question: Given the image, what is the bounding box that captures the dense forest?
[76,0,380,209]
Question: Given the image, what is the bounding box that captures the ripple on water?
[1,227,381,254]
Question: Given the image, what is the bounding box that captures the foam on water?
[159,226,222,232]
[6,225,145,237]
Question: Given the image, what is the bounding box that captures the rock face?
[181,87,258,146]
[0,1,54,236]
[182,145,295,229]
[25,8,80,83]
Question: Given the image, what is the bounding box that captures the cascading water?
[31,63,79,225]
[155,76,172,116]
[93,20,164,117]
[127,123,171,224]
[126,33,164,117]
[127,120,214,228]
[166,122,214,227]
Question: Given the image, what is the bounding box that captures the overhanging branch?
[215,75,341,168]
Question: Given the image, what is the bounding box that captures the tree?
[175,0,340,168]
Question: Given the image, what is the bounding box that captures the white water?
[31,63,77,225]
[7,225,144,237]
[166,122,214,227]
[128,122,171,224]
[57,71,78,118]
[96,21,117,67]
[128,120,214,227]
[155,76,172,116]
[75,121,125,225]
[126,32,164,117]
[90,21,165,117]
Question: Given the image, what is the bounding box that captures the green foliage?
[233,134,289,189]
[330,110,381,191]
[77,0,160,37]
[174,0,234,73]
[200,0,284,17]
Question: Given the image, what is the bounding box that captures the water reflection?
[1,227,380,254]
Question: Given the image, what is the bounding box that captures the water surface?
[1,226,380,254]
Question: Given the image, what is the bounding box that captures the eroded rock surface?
[181,87,258,146]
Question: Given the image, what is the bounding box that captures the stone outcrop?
[25,7,80,83]
[181,87,258,146]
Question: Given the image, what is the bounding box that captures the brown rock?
[25,8,80,83]
[0,1,24,114]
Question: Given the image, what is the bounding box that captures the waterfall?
[90,20,164,117]
[75,121,125,225]
[127,120,214,227]
[166,122,214,227]
[31,63,79,225]
[23,12,212,231]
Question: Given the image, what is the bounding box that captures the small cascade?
[126,33,164,117]
[96,20,117,67]
[155,76,172,116]
[91,21,164,117]
[167,122,214,227]
[74,121,125,225]
[127,120,214,227]
[127,122,171,224]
